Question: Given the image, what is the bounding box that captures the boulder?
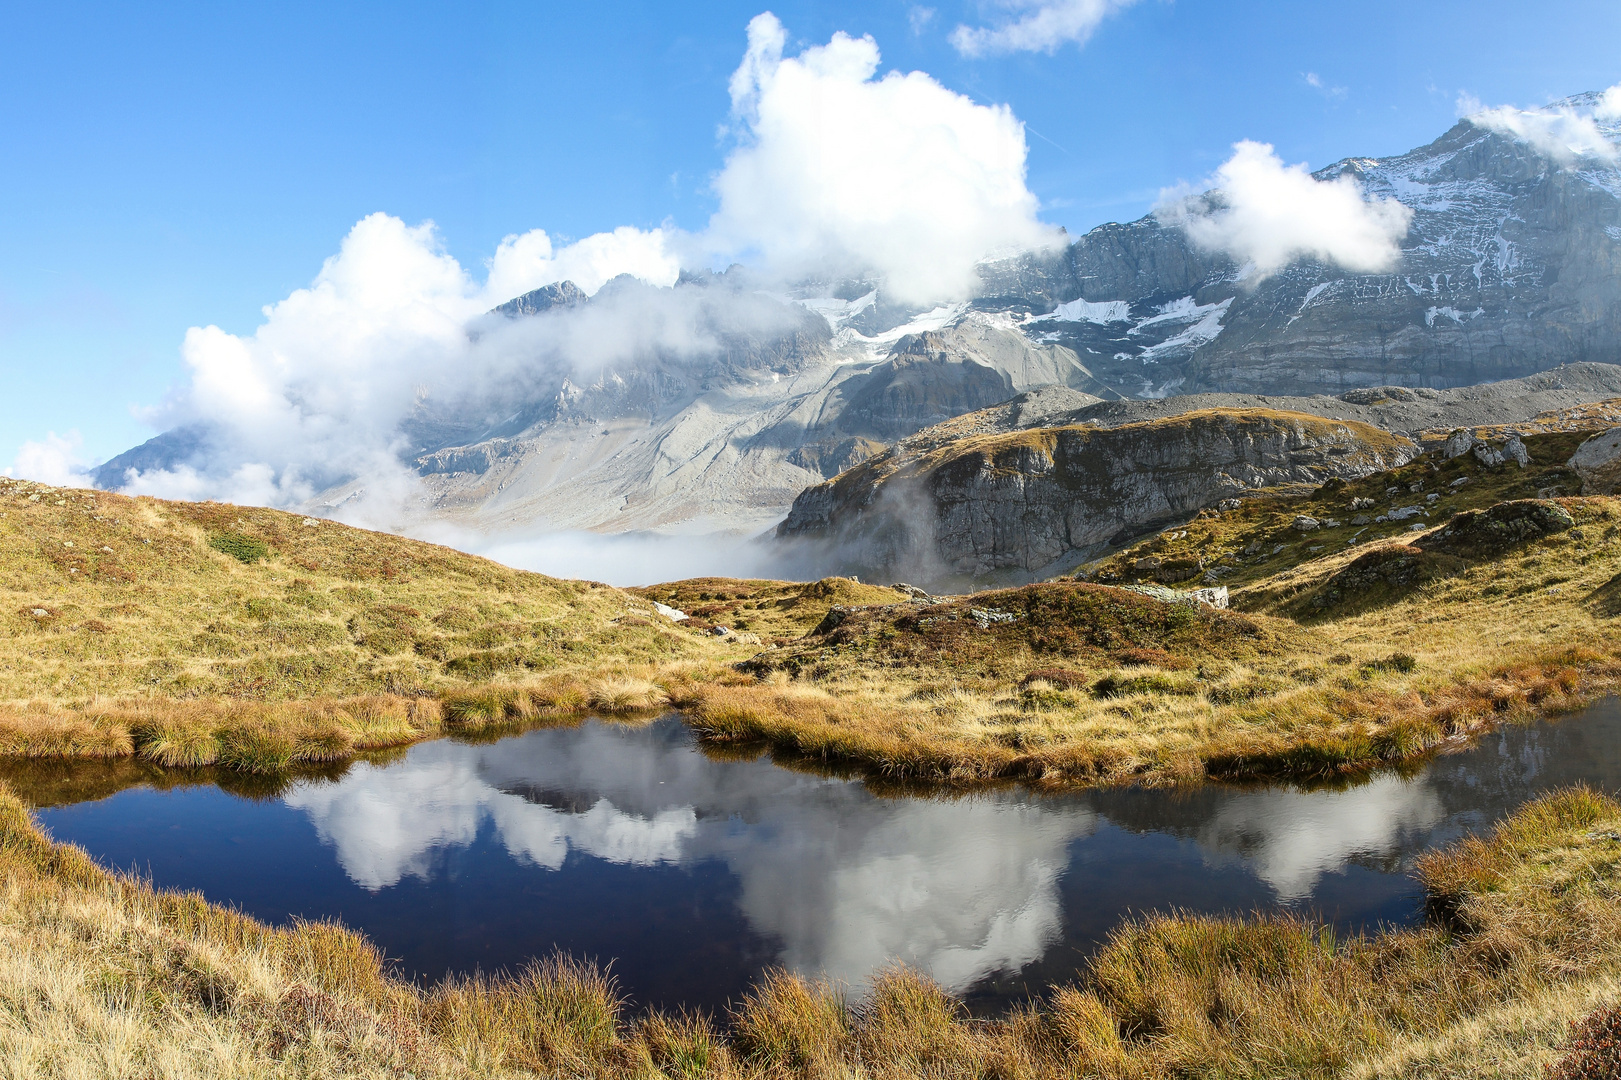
[1444,430,1476,459]
[1503,434,1530,468]
[1418,499,1575,559]
[1473,442,1506,468]
[1300,545,1466,614]
[1294,515,1321,532]
[1121,583,1228,609]
[1570,426,1621,495]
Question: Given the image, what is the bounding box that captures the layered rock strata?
[777,409,1417,585]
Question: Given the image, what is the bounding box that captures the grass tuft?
[207,530,271,563]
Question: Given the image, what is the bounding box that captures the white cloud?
[485,225,682,301]
[92,13,1065,549]
[950,0,1137,57]
[1600,85,1621,120]
[109,210,810,532]
[286,721,1089,993]
[5,430,91,486]
[1304,72,1347,100]
[708,13,1058,304]
[1156,140,1413,279]
[908,5,936,34]
[1461,85,1621,166]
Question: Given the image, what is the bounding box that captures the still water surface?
[12,702,1621,1013]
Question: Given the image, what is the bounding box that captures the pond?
[10,701,1621,1015]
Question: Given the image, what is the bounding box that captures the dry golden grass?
[8,428,1621,792]
[0,478,854,772]
[5,778,1620,1077]
[628,576,915,641]
[0,476,728,703]
[677,432,1621,786]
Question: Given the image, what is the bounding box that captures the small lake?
[10,702,1621,1015]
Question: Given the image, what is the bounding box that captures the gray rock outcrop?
[777,409,1417,586]
[1570,426,1621,494]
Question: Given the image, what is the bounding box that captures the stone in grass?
[1299,546,1466,615]
[1444,429,1476,458]
[1294,515,1321,531]
[1418,499,1575,559]
[1570,426,1621,495]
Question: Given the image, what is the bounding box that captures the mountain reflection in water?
[19,702,1621,1013]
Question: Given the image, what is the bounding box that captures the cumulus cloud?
[1461,85,1621,166]
[108,209,815,543]
[1156,140,1413,279]
[950,0,1137,57]
[485,225,682,300]
[708,12,1057,304]
[4,430,91,486]
[288,720,1089,993]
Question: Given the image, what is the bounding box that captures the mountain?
[973,91,1621,397]
[94,94,1621,538]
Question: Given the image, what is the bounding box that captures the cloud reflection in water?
[282,717,1455,993]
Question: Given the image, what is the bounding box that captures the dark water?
[10,701,1621,1014]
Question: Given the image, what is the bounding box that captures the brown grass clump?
[730,970,849,1075]
[587,675,671,714]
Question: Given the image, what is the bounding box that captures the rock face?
[1570,427,1621,494]
[777,409,1417,585]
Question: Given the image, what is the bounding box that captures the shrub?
[1020,667,1090,690]
[1548,1003,1621,1080]
[1208,675,1290,704]
[1093,673,1199,698]
[732,971,847,1072]
[208,532,271,563]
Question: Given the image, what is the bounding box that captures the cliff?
[777,409,1417,585]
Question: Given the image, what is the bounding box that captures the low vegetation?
[681,429,1621,785]
[627,576,913,641]
[8,429,1621,787]
[0,478,876,772]
[9,427,1621,1073]
[5,778,1620,1077]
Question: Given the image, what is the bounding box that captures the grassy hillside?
[0,477,754,769]
[682,429,1621,785]
[627,576,912,641]
[6,424,1621,788]
[3,776,1617,1077]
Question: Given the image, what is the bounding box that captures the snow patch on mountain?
[1032,297,1132,324]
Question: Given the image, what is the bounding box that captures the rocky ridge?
[777,409,1418,586]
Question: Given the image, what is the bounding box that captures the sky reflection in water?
[25,702,1621,1012]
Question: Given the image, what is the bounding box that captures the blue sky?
[4,0,1620,469]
